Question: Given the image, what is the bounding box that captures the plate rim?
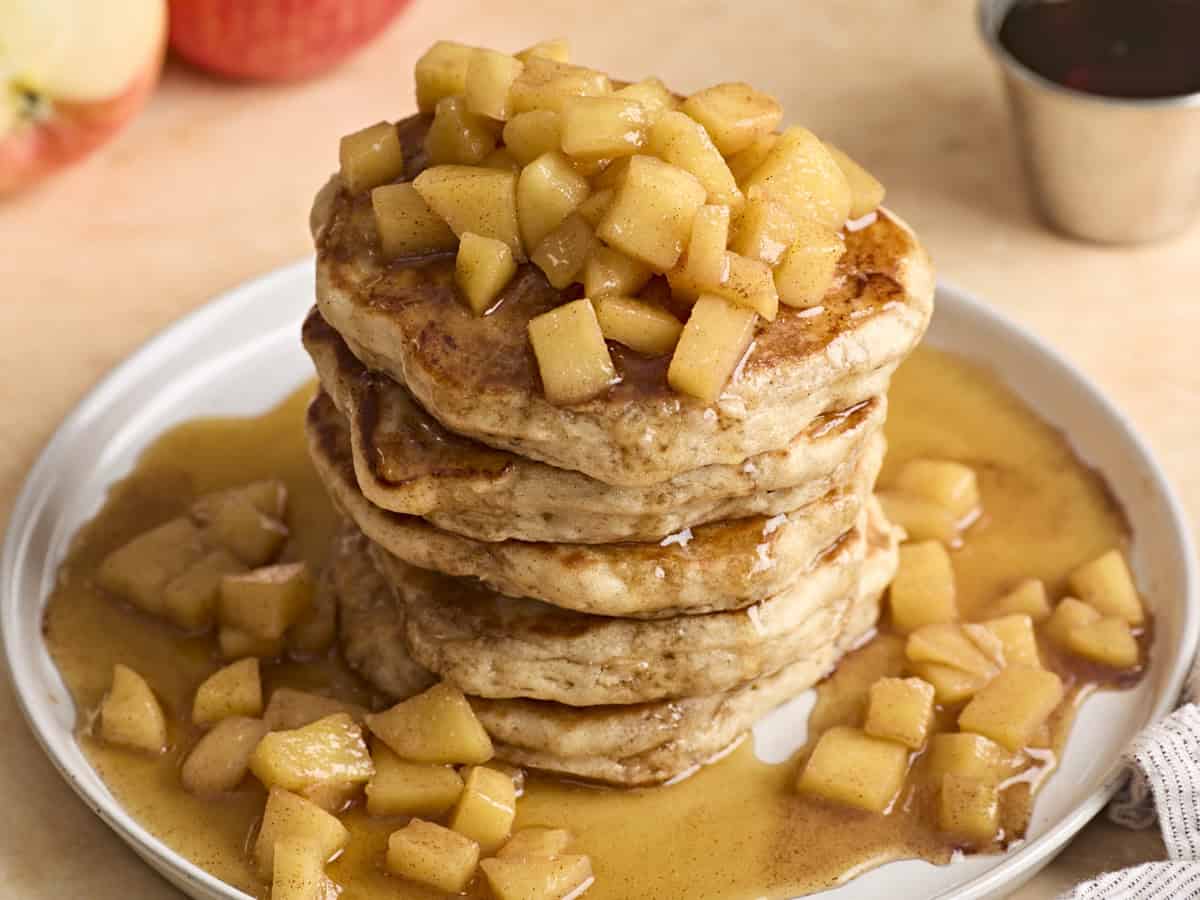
[2,259,1196,900]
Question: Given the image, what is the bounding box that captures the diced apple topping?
[366,742,464,817]
[219,562,313,641]
[939,775,999,845]
[876,492,959,546]
[271,838,339,900]
[863,677,935,750]
[1044,596,1101,648]
[727,133,778,185]
[450,765,517,853]
[958,666,1064,752]
[426,96,498,166]
[97,517,209,616]
[893,459,980,521]
[598,154,707,270]
[561,96,648,161]
[414,41,478,113]
[518,151,591,251]
[218,627,283,660]
[667,294,757,402]
[191,480,288,566]
[773,218,845,309]
[988,579,1051,623]
[339,121,404,194]
[647,110,741,208]
[193,657,262,727]
[482,855,595,900]
[255,787,349,878]
[287,568,338,655]
[826,143,886,219]
[730,191,796,267]
[413,165,524,260]
[466,49,525,121]
[906,623,1003,703]
[797,726,910,813]
[707,251,779,320]
[456,232,517,315]
[982,614,1041,669]
[583,244,652,298]
[371,183,458,258]
[516,38,570,65]
[98,664,168,754]
[681,82,783,156]
[528,297,616,404]
[683,204,732,288]
[1064,617,1140,669]
[510,57,611,115]
[1067,549,1143,625]
[366,682,494,765]
[263,689,366,731]
[925,733,1013,784]
[595,296,683,356]
[743,126,852,229]
[576,188,615,228]
[249,713,373,793]
[503,110,563,166]
[163,548,246,631]
[482,147,521,172]
[889,540,958,634]
[388,819,480,893]
[498,827,574,860]
[181,716,269,795]
[614,77,678,124]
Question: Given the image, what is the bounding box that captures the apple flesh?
[168,0,410,81]
[0,0,166,195]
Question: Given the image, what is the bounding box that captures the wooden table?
[0,0,1192,895]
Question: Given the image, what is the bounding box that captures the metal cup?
[978,0,1200,244]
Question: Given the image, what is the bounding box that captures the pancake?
[308,391,884,618]
[304,308,887,544]
[311,116,934,488]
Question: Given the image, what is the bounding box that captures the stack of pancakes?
[303,116,935,786]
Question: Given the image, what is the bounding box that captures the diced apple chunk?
[797,726,910,813]
[482,147,521,172]
[531,215,593,291]
[414,41,477,113]
[219,562,313,641]
[449,765,517,853]
[925,733,1012,783]
[510,57,611,115]
[727,133,778,184]
[503,110,562,166]
[254,787,349,878]
[583,244,651,298]
[264,689,366,731]
[876,491,960,545]
[466,49,524,120]
[288,568,338,655]
[730,191,796,266]
[647,110,741,208]
[98,664,167,754]
[482,855,595,900]
[387,819,480,894]
[456,232,517,315]
[682,82,783,156]
[863,677,935,750]
[576,188,615,228]
[906,624,1002,703]
[988,579,1051,623]
[271,838,339,900]
[366,682,494,764]
[826,143,886,219]
[1044,597,1102,648]
[595,296,683,356]
[366,743,464,817]
[371,183,458,258]
[561,95,648,160]
[598,155,707,270]
[527,297,615,404]
[300,781,362,815]
[498,827,573,860]
[615,77,677,124]
[707,252,778,320]
[413,165,523,260]
[773,218,845,309]
[97,517,208,616]
[683,204,732,288]
[218,626,283,660]
[983,614,1041,668]
[667,294,756,402]
[339,121,404,194]
[743,126,852,229]
[1065,617,1140,669]
[958,666,1064,751]
[181,716,269,794]
[908,663,984,705]
[939,774,999,845]
[193,658,262,727]
[518,151,591,251]
[893,459,980,521]
[516,39,570,64]
[250,713,373,793]
[889,540,958,634]
[1067,549,1143,625]
[426,96,498,166]
[163,548,246,631]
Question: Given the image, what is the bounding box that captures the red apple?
[0,0,167,195]
[167,0,410,81]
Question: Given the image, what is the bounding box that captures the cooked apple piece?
[456,232,517,315]
[211,479,286,519]
[510,57,611,115]
[561,95,648,161]
[530,214,595,290]
[219,562,313,640]
[449,765,517,853]
[181,716,269,794]
[576,187,615,228]
[826,143,886,219]
[414,165,523,260]
[592,155,631,191]
[647,110,742,208]
[387,819,480,893]
[287,567,337,655]
[926,733,1013,783]
[482,855,595,900]
[797,726,910,813]
[366,743,464,817]
[250,713,373,793]
[983,614,1041,669]
[254,787,349,878]
[906,624,1001,703]
[939,774,999,845]
[371,183,459,258]
[707,251,778,320]
[497,827,573,860]
[743,126,852,229]
[727,133,778,185]
[958,666,1064,751]
[614,76,677,122]
[595,296,683,356]
[482,147,521,172]
[773,218,845,309]
[1044,596,1102,648]
[729,192,795,266]
[97,517,208,616]
[516,38,570,64]
[162,548,245,631]
[893,459,980,521]
[889,540,958,634]
[876,491,960,545]
[682,203,732,288]
[667,294,756,402]
[367,682,494,764]
[466,49,524,120]
[598,155,707,270]
[339,121,404,194]
[218,627,283,660]
[527,296,615,403]
[907,663,982,705]
[193,658,262,727]
[1067,548,1143,625]
[426,96,498,166]
[863,677,935,750]
[502,110,562,166]
[988,579,1051,623]
[1065,617,1140,669]
[517,151,591,250]
[271,837,339,900]
[299,780,362,815]
[192,488,288,568]
[98,664,167,754]
[414,40,477,113]
[682,82,783,156]
[582,244,651,297]
[264,688,366,731]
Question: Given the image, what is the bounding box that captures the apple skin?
[168,0,411,81]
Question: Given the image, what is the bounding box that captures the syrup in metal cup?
[978,0,1200,244]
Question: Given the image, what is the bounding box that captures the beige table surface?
[0,0,1193,896]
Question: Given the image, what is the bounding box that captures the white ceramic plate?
[2,261,1196,900]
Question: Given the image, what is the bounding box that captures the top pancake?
[312,116,935,487]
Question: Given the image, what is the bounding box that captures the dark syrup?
[999,0,1200,98]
